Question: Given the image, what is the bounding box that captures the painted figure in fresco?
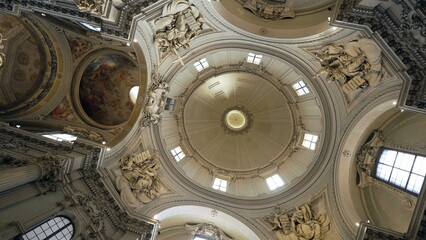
[79,54,139,126]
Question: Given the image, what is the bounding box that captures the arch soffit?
[142,201,270,240]
[333,88,401,236]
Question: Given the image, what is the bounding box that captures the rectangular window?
[266,174,284,190]
[247,52,263,64]
[171,146,185,162]
[194,58,209,72]
[164,97,176,111]
[212,177,227,192]
[42,133,77,143]
[292,81,310,96]
[302,133,318,150]
[375,149,426,194]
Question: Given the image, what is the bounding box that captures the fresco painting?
[48,97,76,121]
[79,54,139,126]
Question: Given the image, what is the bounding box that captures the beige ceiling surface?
[184,72,293,171]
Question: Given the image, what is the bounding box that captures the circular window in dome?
[79,53,139,126]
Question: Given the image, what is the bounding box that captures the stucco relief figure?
[315,38,384,95]
[117,151,161,206]
[242,0,295,20]
[264,203,330,240]
[0,33,6,71]
[63,126,104,143]
[74,0,105,15]
[141,72,170,127]
[153,0,205,57]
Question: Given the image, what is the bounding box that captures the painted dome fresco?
[78,53,140,126]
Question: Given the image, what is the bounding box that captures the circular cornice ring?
[221,105,253,135]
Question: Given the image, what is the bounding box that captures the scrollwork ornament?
[36,153,67,192]
[140,69,170,127]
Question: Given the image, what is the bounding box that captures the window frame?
[193,58,209,72]
[266,174,285,191]
[302,133,318,150]
[247,52,263,64]
[18,215,74,240]
[292,80,310,96]
[171,146,185,162]
[373,147,426,196]
[212,177,228,192]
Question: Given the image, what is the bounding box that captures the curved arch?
[333,88,401,235]
[143,201,271,240]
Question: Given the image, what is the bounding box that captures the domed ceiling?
[159,49,324,198]
[78,53,139,126]
[184,72,293,171]
[0,13,48,110]
[209,0,336,38]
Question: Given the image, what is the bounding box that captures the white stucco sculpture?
[153,0,205,56]
[74,0,105,15]
[0,33,6,71]
[264,203,330,240]
[117,150,161,207]
[316,38,384,95]
[141,70,170,127]
[242,0,295,20]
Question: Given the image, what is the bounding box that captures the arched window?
[19,216,74,240]
[375,148,426,194]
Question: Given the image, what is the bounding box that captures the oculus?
[221,105,253,135]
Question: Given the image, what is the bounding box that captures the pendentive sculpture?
[264,203,330,240]
[241,0,295,20]
[117,150,161,206]
[74,0,105,15]
[315,38,384,95]
[141,68,170,127]
[154,0,205,58]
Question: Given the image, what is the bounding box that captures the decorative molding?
[0,152,67,192]
[264,202,330,240]
[220,105,254,136]
[0,0,161,40]
[63,125,104,143]
[240,0,295,20]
